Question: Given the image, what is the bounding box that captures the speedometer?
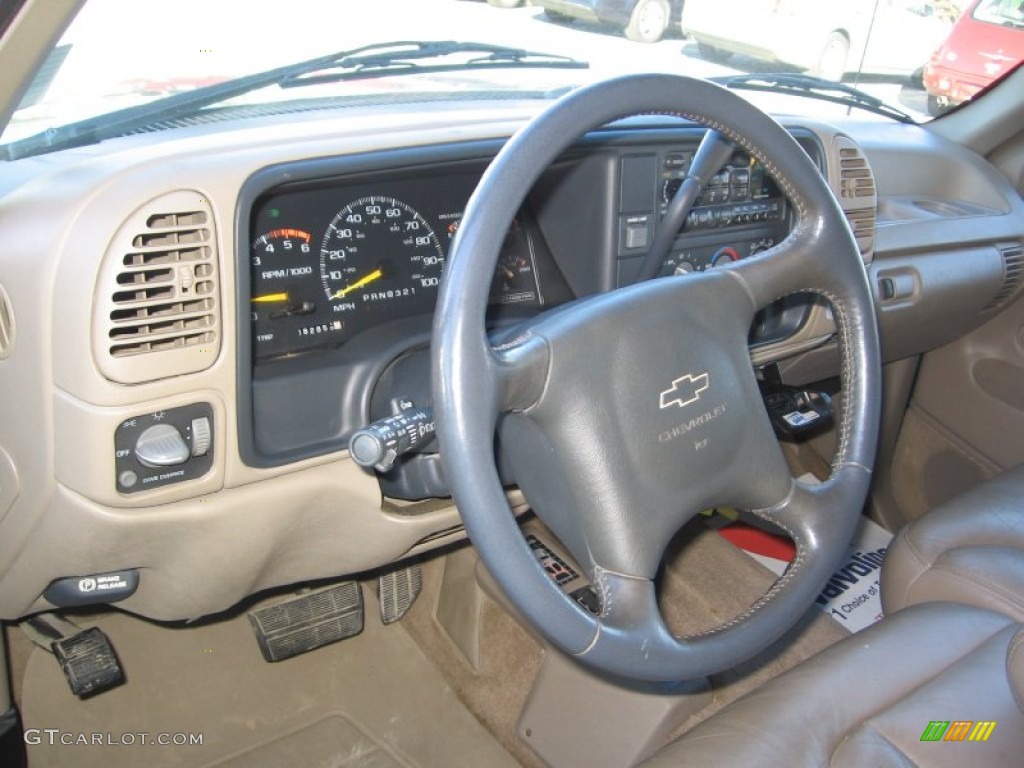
[319,197,444,323]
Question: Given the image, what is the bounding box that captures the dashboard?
[1,99,1023,622]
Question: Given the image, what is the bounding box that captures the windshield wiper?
[712,73,916,124]
[1,40,588,161]
[279,40,587,87]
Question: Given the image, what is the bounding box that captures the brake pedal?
[248,581,363,662]
[379,562,422,624]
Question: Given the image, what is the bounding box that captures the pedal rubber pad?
[249,582,363,662]
[52,627,125,698]
[379,563,422,625]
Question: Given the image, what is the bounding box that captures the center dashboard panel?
[236,129,823,484]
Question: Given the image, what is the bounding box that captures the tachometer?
[250,228,338,360]
[319,197,444,321]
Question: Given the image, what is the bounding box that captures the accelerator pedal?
[248,581,363,662]
[378,562,422,625]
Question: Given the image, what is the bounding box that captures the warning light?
[268,208,281,218]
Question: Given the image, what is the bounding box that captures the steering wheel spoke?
[491,331,550,414]
[726,232,821,311]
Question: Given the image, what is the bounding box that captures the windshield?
[974,0,1024,25]
[3,0,1023,152]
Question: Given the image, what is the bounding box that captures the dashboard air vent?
[984,242,1024,311]
[832,135,877,258]
[94,191,220,384]
[837,147,876,199]
[844,207,876,249]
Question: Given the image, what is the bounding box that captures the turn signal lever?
[349,401,435,472]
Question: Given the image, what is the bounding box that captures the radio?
[617,146,790,261]
[662,149,787,231]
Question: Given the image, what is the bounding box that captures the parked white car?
[681,0,954,80]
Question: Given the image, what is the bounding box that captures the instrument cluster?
[249,168,545,362]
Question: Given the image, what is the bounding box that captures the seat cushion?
[882,464,1024,620]
[641,603,1024,767]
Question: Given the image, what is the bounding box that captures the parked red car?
[924,0,1024,114]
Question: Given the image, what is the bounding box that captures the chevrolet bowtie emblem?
[659,372,710,409]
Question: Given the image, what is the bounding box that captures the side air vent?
[833,135,877,258]
[94,191,220,384]
[984,242,1024,311]
[844,207,876,249]
[837,147,876,199]
[0,285,14,360]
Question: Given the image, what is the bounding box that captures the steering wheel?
[431,74,881,682]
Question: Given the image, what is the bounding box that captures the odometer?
[319,197,445,325]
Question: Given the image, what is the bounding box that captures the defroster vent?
[94,191,220,383]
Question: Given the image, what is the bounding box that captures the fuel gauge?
[490,217,541,306]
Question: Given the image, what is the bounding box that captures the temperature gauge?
[441,213,542,306]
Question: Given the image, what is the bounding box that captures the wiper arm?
[2,40,587,162]
[712,73,916,124]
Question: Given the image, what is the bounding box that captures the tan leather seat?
[642,602,1024,766]
[882,464,1024,620]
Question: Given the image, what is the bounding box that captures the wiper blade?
[280,40,587,87]
[2,40,587,161]
[712,73,916,124]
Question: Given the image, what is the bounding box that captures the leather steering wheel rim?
[432,73,881,682]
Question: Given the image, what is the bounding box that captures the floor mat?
[17,587,518,768]
[208,713,409,768]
